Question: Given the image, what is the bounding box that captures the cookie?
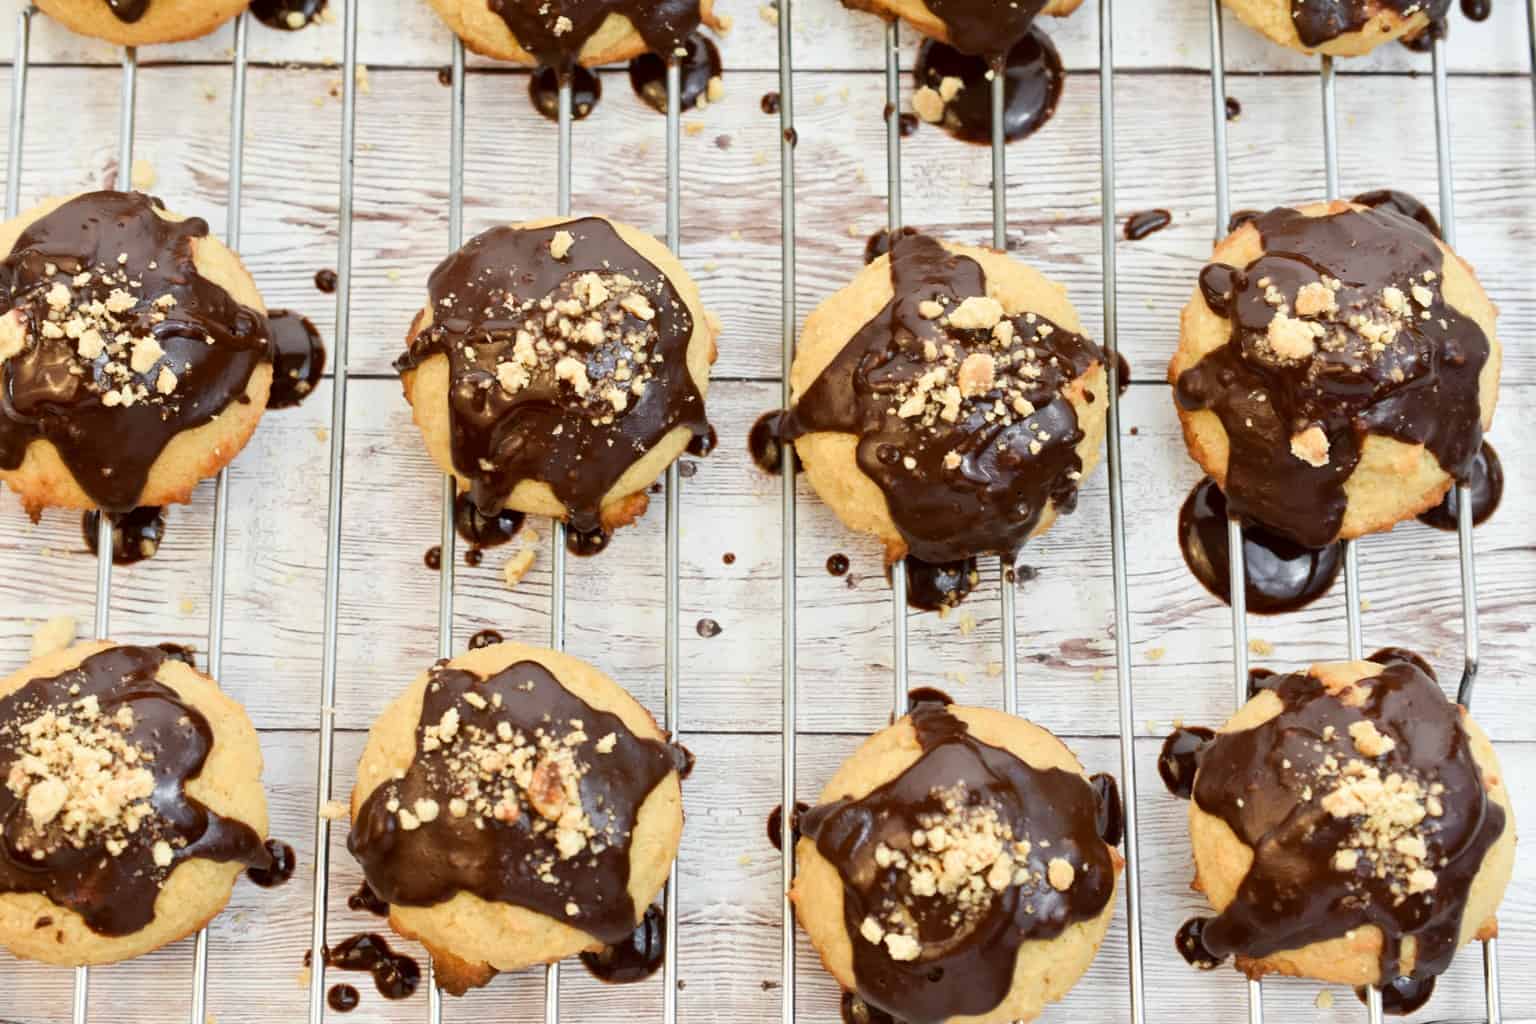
[1220,0,1445,56]
[0,641,270,966]
[1169,200,1500,548]
[35,0,248,46]
[1169,656,1514,1007]
[424,0,724,68]
[396,216,716,538]
[0,191,274,519]
[842,0,1083,57]
[347,642,686,995]
[781,231,1107,566]
[791,702,1121,1024]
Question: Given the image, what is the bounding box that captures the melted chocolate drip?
[1289,0,1450,47]
[916,0,1049,58]
[686,423,716,457]
[105,0,149,22]
[1418,440,1501,530]
[1182,665,1505,1001]
[721,551,735,565]
[468,629,504,650]
[1462,0,1492,19]
[911,33,1063,145]
[1369,646,1437,681]
[250,0,328,31]
[1175,917,1222,969]
[826,553,850,576]
[1157,726,1215,800]
[761,91,782,115]
[1246,666,1277,700]
[265,309,326,410]
[629,33,720,113]
[766,801,809,852]
[580,903,666,983]
[1227,209,1261,234]
[748,410,800,475]
[0,646,267,935]
[1362,974,1437,1015]
[893,556,978,612]
[349,659,679,946]
[348,880,389,917]
[1178,207,1489,548]
[530,65,602,122]
[1124,209,1173,241]
[314,268,338,293]
[1352,189,1442,240]
[905,687,955,711]
[566,525,611,557]
[155,642,197,668]
[1176,477,1342,614]
[783,233,1103,565]
[802,705,1114,1024]
[396,218,707,534]
[453,493,525,549]
[491,0,706,72]
[246,838,296,887]
[424,545,442,571]
[695,618,721,638]
[82,505,167,565]
[308,932,421,1001]
[1225,96,1242,121]
[327,984,360,1012]
[0,192,272,514]
[1089,772,1124,846]
[841,991,900,1024]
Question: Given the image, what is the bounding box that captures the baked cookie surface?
[841,0,1083,56]
[0,191,273,517]
[424,0,723,67]
[782,231,1107,565]
[347,642,686,994]
[1172,657,1514,1004]
[1170,200,1499,548]
[1221,0,1446,56]
[35,0,248,46]
[792,702,1120,1024]
[0,641,270,966]
[396,215,715,537]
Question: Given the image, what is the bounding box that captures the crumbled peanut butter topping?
[1253,267,1443,373]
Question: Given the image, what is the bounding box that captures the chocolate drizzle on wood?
[1175,206,1490,548]
[1172,663,1505,1008]
[799,705,1115,1024]
[0,192,272,515]
[0,645,267,935]
[348,658,679,948]
[781,232,1103,566]
[394,218,708,536]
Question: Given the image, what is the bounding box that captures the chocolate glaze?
[686,423,716,457]
[1462,0,1492,19]
[424,545,442,571]
[581,903,666,983]
[892,556,978,612]
[841,992,899,1024]
[1157,726,1215,801]
[1225,96,1242,121]
[567,525,612,557]
[154,642,197,669]
[783,232,1103,566]
[864,228,897,266]
[1227,209,1260,234]
[83,505,167,565]
[1124,209,1173,241]
[1246,666,1277,700]
[915,0,1049,59]
[1418,440,1501,530]
[348,879,389,917]
[245,838,296,887]
[250,0,328,31]
[826,553,850,576]
[105,0,149,22]
[396,218,707,535]
[1177,477,1342,614]
[1363,974,1436,1015]
[530,66,602,122]
[0,646,267,935]
[1089,772,1124,847]
[491,0,706,72]
[761,91,781,115]
[468,629,504,650]
[695,618,721,638]
[911,33,1063,145]
[748,410,800,475]
[1369,646,1437,681]
[629,33,720,113]
[348,659,679,947]
[800,704,1115,1024]
[1174,664,1505,1005]
[1177,206,1489,548]
[721,551,735,565]
[454,493,525,550]
[307,932,421,1001]
[265,309,326,410]
[1289,0,1449,47]
[905,687,955,712]
[314,268,338,293]
[1353,189,1442,241]
[0,192,272,515]
[766,800,809,853]
[327,984,360,1012]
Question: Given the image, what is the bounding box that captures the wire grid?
[0,2,1530,1022]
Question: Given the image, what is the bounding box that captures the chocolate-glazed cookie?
[0,641,270,966]
[792,703,1120,1024]
[776,232,1106,571]
[841,0,1084,59]
[0,192,274,518]
[397,216,715,538]
[424,0,725,68]
[1170,201,1499,548]
[348,643,685,994]
[35,0,250,45]
[1166,659,1514,1006]
[1219,0,1447,55]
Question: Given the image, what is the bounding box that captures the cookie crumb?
[503,548,537,590]
[30,616,75,659]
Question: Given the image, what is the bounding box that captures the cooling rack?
[1,1,1533,1022]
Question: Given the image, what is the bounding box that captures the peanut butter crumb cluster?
[1252,267,1445,470]
[0,256,196,409]
[2,691,158,861]
[857,783,1074,963]
[892,296,1077,474]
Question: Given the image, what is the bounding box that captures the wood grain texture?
[0,1,1532,1021]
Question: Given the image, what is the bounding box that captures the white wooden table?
[0,1,1532,1021]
